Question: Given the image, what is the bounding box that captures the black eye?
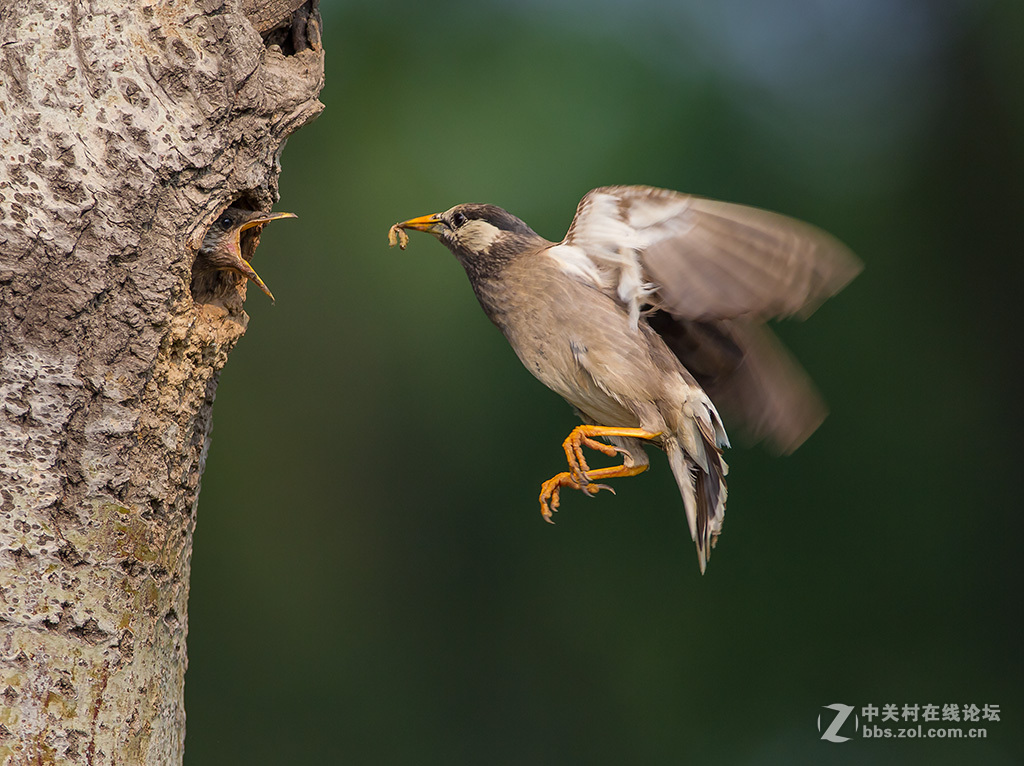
[218,215,233,228]
[451,211,467,228]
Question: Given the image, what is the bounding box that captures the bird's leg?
[562,425,660,481]
[564,431,618,482]
[540,425,661,522]
[539,465,651,523]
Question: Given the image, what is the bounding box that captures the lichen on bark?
[0,1,324,763]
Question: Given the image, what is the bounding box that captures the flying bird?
[391,185,860,572]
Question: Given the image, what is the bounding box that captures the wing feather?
[649,313,828,453]
[562,185,861,322]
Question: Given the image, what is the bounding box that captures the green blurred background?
[184,0,1022,763]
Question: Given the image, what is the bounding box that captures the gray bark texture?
[0,0,324,763]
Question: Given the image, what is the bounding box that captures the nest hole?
[258,0,320,56]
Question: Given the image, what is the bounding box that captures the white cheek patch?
[457,220,502,252]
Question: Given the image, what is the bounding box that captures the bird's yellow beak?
[233,259,275,303]
[234,212,297,303]
[396,213,444,235]
[389,213,444,249]
[238,211,298,233]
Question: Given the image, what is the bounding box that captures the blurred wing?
[561,185,861,322]
[648,313,827,453]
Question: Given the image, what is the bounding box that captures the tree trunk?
[0,1,324,762]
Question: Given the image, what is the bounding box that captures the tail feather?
[666,430,729,574]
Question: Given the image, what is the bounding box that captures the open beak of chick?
[231,212,297,302]
[200,208,297,303]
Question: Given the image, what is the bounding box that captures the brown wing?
[648,313,827,453]
[565,185,861,321]
[564,185,860,451]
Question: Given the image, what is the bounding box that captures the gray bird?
[391,185,860,572]
[193,207,296,303]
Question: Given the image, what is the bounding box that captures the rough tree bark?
[0,1,324,762]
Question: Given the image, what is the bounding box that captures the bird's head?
[392,203,542,267]
[197,207,296,302]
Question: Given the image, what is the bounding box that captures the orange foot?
[539,425,661,522]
